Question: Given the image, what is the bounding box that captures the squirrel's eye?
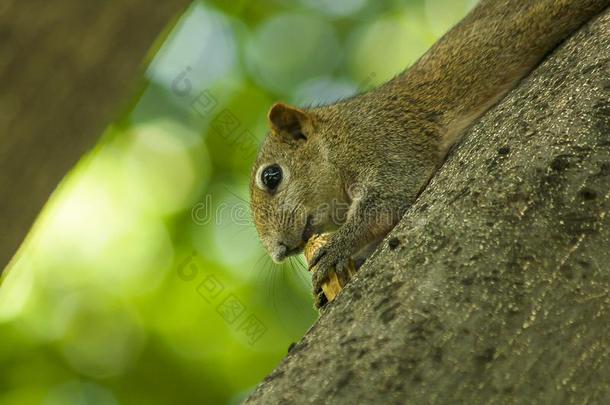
[261,164,282,191]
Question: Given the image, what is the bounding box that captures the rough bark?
[0,0,191,272]
[246,9,610,405]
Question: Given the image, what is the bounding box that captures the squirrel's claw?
[310,245,352,303]
[310,259,331,293]
[314,288,327,309]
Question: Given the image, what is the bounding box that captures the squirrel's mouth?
[272,243,301,262]
[273,215,316,262]
[271,215,313,262]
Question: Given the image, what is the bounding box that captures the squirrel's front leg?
[308,191,406,307]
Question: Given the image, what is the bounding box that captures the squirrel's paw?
[309,244,352,307]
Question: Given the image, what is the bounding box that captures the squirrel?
[249,0,609,307]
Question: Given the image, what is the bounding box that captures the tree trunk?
[0,0,191,272]
[246,9,610,405]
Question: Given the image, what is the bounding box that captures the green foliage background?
[0,0,472,403]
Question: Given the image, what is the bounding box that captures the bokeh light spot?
[348,11,434,84]
[148,3,238,91]
[246,13,341,94]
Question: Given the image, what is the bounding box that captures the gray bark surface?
[246,9,610,405]
[0,0,191,272]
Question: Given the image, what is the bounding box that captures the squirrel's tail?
[394,0,610,151]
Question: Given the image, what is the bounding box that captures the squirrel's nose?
[271,242,288,263]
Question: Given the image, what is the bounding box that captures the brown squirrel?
[249,0,609,307]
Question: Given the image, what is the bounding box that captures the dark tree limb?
[246,9,610,404]
[0,0,191,272]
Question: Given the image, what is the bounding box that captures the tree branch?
[0,0,191,272]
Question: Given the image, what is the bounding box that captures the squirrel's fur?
[249,0,609,307]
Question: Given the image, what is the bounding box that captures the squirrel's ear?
[268,102,310,141]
